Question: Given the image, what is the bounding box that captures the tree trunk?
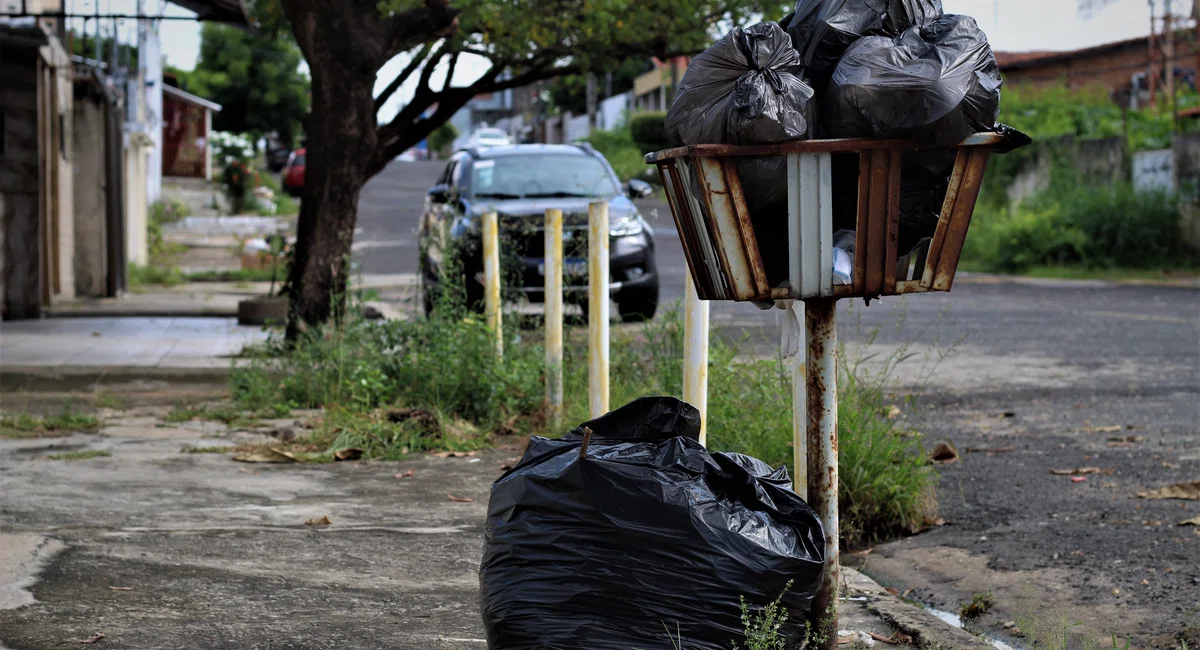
[283,5,379,340]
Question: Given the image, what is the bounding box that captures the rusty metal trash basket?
[645,133,1005,302]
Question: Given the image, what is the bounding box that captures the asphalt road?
[357,159,1200,645]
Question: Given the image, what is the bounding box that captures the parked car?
[266,145,292,172]
[419,144,658,321]
[282,148,305,196]
[466,127,512,148]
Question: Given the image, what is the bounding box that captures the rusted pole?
[683,267,710,445]
[588,201,610,417]
[482,211,503,356]
[805,297,839,646]
[544,208,564,428]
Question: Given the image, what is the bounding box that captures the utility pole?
[1166,0,1177,128]
[585,73,598,132]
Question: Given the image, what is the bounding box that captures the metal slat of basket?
[646,133,1004,302]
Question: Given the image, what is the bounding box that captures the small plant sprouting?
[733,580,792,650]
[960,592,994,621]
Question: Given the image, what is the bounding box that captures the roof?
[163,83,222,112]
[995,35,1150,71]
[466,144,593,159]
[168,0,251,26]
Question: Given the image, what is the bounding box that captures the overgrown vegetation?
[961,83,1200,275]
[585,127,647,182]
[630,112,671,154]
[732,580,792,650]
[230,277,937,545]
[0,411,101,438]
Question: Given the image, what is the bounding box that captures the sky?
[67,0,1185,121]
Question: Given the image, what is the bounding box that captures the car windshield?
[472,155,617,199]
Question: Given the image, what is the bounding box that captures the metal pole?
[482,210,503,357]
[682,268,710,445]
[587,201,610,418]
[545,208,564,427]
[788,301,808,501]
[805,298,839,647]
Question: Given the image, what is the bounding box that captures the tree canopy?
[178,21,310,147]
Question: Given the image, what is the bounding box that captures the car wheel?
[618,284,659,322]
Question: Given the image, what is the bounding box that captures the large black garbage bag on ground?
[479,397,826,650]
[823,14,1001,146]
[785,0,944,82]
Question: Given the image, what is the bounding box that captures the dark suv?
[419,144,659,321]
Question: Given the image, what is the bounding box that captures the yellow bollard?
[544,208,564,427]
[482,211,503,356]
[682,268,710,445]
[587,201,610,418]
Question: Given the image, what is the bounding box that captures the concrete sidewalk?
[0,318,268,389]
[0,402,994,650]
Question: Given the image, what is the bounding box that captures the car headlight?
[609,212,644,237]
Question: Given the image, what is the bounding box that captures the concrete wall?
[1004,136,1128,207]
[125,132,152,267]
[0,43,42,319]
[1172,132,1200,251]
[72,80,109,297]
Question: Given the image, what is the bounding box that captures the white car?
[468,128,512,148]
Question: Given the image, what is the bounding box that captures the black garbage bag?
[665,21,816,282]
[823,14,1001,147]
[666,21,815,148]
[785,0,944,82]
[479,397,826,650]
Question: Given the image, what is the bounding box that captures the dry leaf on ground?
[395,469,414,479]
[75,632,105,644]
[305,515,331,526]
[108,587,133,591]
[432,450,477,458]
[871,631,913,645]
[1071,476,1088,483]
[1050,467,1107,475]
[333,448,363,461]
[886,405,901,419]
[232,447,299,464]
[1137,481,1200,500]
[1108,435,1145,443]
[447,494,474,503]
[1178,516,1200,526]
[930,441,958,463]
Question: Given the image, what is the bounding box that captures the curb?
[0,366,234,391]
[43,308,240,318]
[842,567,995,650]
[956,272,1200,289]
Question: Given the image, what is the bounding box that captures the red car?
[282,148,306,196]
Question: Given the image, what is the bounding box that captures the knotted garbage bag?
[822,14,1001,146]
[666,21,816,285]
[666,21,815,148]
[785,0,944,82]
[479,397,826,650]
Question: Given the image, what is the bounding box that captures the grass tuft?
[43,449,111,461]
[1,411,101,438]
[181,445,234,454]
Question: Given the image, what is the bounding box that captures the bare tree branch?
[374,42,435,113]
[442,51,460,92]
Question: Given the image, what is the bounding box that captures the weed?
[43,450,111,461]
[181,446,233,454]
[165,404,272,428]
[959,592,994,620]
[93,391,124,409]
[1,411,100,438]
[185,268,289,283]
[128,263,185,288]
[732,580,792,650]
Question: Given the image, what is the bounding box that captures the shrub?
[585,127,647,181]
[429,122,459,158]
[630,112,671,153]
[964,183,1185,272]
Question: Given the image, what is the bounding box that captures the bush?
[585,127,647,182]
[630,112,671,154]
[429,122,459,158]
[964,183,1185,272]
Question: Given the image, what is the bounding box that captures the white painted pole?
[544,208,564,427]
[482,210,503,357]
[587,201,610,418]
[682,268,710,445]
[789,301,808,501]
